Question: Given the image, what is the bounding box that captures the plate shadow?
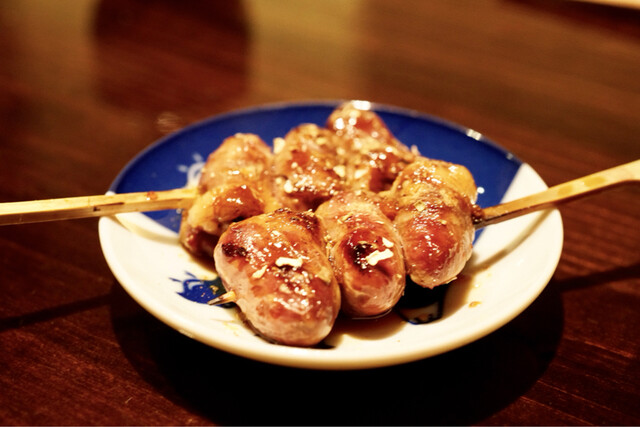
[110,275,564,425]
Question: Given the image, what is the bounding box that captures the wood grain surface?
[0,0,638,425]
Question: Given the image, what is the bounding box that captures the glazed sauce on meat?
[180,101,478,346]
[213,209,341,346]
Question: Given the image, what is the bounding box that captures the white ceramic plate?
[99,101,563,370]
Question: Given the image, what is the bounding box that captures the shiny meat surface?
[179,102,479,346]
[273,124,345,211]
[316,191,405,317]
[179,133,278,258]
[326,101,416,192]
[386,158,477,288]
[213,209,341,346]
[198,132,275,194]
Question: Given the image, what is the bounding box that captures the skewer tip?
[208,290,237,306]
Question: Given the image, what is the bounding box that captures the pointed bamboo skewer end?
[208,290,237,306]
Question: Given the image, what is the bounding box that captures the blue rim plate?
[98,101,563,370]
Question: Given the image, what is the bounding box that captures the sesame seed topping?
[283,180,294,193]
[275,257,303,268]
[365,249,393,266]
[354,168,368,179]
[382,237,394,248]
[251,265,267,279]
[332,165,346,178]
[273,137,285,154]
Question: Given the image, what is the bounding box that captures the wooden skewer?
[0,187,197,226]
[1,160,636,307]
[208,290,237,305]
[473,159,640,229]
[0,160,638,229]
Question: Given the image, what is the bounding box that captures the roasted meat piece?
[180,102,482,347]
[213,208,341,346]
[326,101,416,192]
[179,133,278,258]
[272,124,346,211]
[386,157,477,288]
[316,191,405,317]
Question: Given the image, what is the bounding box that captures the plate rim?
[108,99,521,193]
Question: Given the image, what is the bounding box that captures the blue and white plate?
[98,101,563,370]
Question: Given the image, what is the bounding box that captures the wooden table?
[1,1,638,425]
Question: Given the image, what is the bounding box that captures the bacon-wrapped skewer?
[179,133,278,258]
[213,208,341,346]
[316,190,405,317]
[272,124,346,211]
[326,101,416,192]
[386,157,478,288]
[192,102,479,346]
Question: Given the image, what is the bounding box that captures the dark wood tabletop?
[1,0,639,425]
